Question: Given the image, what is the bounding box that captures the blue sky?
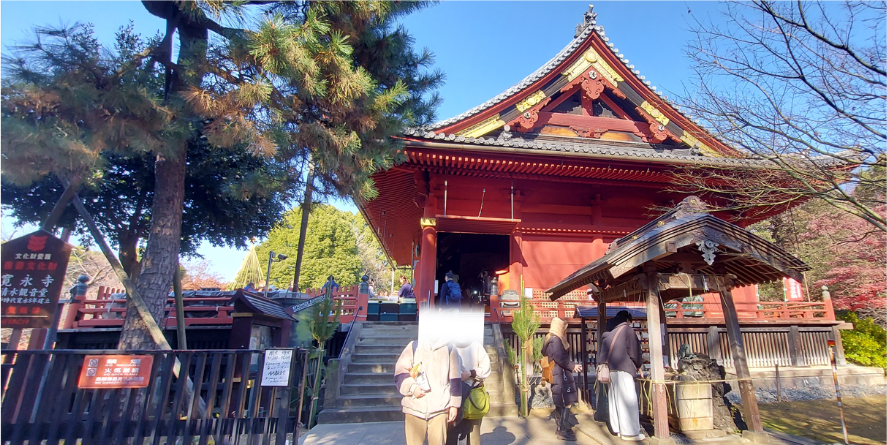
[0,1,724,280]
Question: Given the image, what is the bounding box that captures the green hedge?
[837,312,887,369]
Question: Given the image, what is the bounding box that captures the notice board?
[1,230,73,328]
[261,349,294,387]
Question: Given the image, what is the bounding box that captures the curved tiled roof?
[402,128,766,167]
[426,5,697,132]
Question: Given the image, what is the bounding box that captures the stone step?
[338,394,402,408]
[351,353,400,363]
[340,383,400,396]
[360,324,418,332]
[344,372,395,385]
[348,363,395,374]
[354,344,407,355]
[318,406,404,424]
[356,337,414,346]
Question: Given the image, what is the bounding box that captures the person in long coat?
[542,317,582,441]
[597,310,644,441]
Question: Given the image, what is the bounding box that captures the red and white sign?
[783,277,805,302]
[1,230,73,328]
[78,355,154,389]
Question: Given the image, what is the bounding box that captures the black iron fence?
[0,348,310,445]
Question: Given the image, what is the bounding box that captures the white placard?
[261,349,293,387]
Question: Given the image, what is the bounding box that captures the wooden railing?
[63,287,234,329]
[299,285,368,324]
[663,300,835,321]
[489,290,835,324]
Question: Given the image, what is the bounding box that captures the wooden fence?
[0,348,310,445]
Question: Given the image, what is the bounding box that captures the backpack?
[540,356,555,384]
[443,281,462,305]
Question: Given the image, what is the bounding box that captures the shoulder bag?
[596,324,627,384]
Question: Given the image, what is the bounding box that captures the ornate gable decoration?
[430,5,732,158]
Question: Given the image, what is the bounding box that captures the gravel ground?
[726,383,887,404]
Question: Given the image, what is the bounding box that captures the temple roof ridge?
[426,4,688,132]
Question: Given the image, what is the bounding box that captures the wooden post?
[707,326,722,364]
[580,318,589,404]
[644,264,669,439]
[775,364,781,403]
[717,275,763,433]
[831,326,846,366]
[594,300,607,421]
[173,263,187,350]
[658,299,671,369]
[788,326,803,367]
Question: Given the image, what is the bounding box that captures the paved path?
[299,415,603,445]
[297,412,800,445]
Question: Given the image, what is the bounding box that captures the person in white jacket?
[395,338,463,445]
[448,341,491,445]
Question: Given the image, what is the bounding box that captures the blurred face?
[399,276,407,284]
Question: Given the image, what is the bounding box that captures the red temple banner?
[1,230,73,328]
[783,277,805,302]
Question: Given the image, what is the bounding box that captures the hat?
[445,271,455,279]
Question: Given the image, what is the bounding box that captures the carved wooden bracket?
[508,97,551,133]
[635,107,670,143]
[560,68,622,101]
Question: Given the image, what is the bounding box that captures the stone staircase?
[318,321,517,424]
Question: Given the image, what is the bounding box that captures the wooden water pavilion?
[546,196,814,439]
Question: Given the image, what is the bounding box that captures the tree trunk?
[119,148,186,350]
[118,233,142,283]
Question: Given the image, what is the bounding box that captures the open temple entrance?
[436,232,509,308]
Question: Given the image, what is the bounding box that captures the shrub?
[838,312,887,369]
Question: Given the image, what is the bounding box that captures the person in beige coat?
[395,339,463,445]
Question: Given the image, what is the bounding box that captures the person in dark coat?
[597,310,644,441]
[398,275,415,299]
[438,271,462,310]
[542,317,582,441]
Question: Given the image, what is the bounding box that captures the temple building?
[359,6,763,309]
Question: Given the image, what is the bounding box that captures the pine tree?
[3,2,441,349]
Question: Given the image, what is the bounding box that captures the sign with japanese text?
[1,230,73,328]
[78,355,154,389]
[783,277,805,302]
[260,349,293,387]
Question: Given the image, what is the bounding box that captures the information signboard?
[1,230,73,328]
[78,355,154,389]
[261,349,293,387]
[783,277,805,302]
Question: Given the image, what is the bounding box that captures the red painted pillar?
[508,231,523,292]
[417,225,437,307]
[416,193,438,308]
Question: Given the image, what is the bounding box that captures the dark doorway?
[436,233,509,306]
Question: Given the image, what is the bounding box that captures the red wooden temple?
[359,6,786,317]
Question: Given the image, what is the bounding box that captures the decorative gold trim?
[515,91,547,112]
[232,313,254,318]
[640,101,670,126]
[420,217,437,228]
[563,53,593,81]
[680,132,720,157]
[456,114,506,138]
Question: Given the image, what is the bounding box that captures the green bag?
[463,386,490,420]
